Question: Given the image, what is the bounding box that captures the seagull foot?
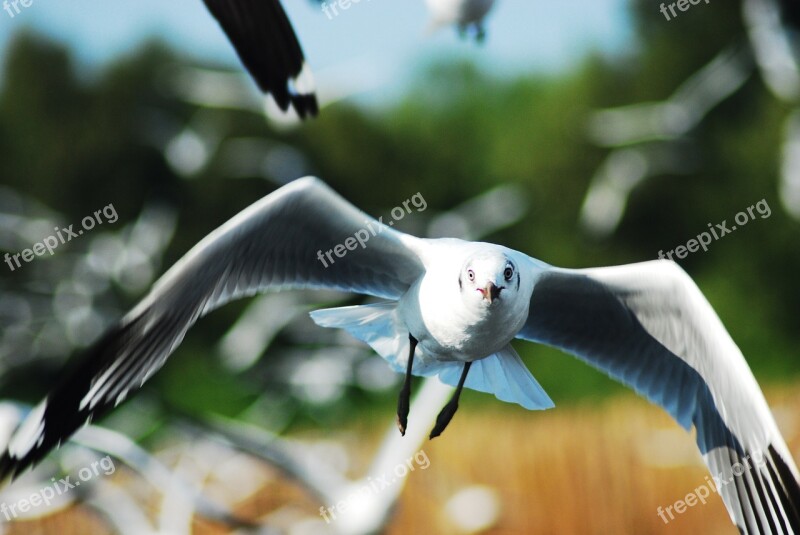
[397,334,417,437]
[396,379,411,436]
[430,361,471,439]
[429,401,459,439]
[396,412,407,436]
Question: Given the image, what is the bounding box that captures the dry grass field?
[5,385,799,535]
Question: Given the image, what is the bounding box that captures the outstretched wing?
[202,0,318,117]
[0,177,424,481]
[518,259,800,534]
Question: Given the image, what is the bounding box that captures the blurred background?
[0,0,799,533]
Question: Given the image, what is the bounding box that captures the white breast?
[397,246,531,362]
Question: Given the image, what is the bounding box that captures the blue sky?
[0,0,634,104]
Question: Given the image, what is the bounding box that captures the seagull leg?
[475,24,486,44]
[396,334,418,436]
[429,361,472,439]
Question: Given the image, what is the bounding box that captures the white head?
[459,249,521,308]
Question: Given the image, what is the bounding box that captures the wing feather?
[0,177,423,480]
[202,0,318,117]
[518,260,800,534]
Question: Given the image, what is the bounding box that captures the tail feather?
[438,345,554,410]
[310,305,554,410]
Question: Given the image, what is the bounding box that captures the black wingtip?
[768,444,800,532]
[0,318,143,486]
[0,451,15,487]
[202,0,319,121]
[779,0,800,31]
[291,93,319,119]
[0,448,31,488]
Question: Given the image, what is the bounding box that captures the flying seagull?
[1,178,798,533]
[314,0,497,41]
[201,0,318,117]
[424,0,498,41]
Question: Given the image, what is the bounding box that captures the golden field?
[5,386,800,535]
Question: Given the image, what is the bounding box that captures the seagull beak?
[480,281,502,303]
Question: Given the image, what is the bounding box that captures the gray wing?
[202,0,318,117]
[518,259,800,534]
[0,177,424,480]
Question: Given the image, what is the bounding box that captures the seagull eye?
[504,266,514,281]
[467,269,475,282]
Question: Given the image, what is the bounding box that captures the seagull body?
[312,238,554,433]
[397,241,534,362]
[1,178,798,533]
[425,0,497,40]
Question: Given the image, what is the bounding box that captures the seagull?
[424,0,498,41]
[1,177,798,533]
[201,0,318,117]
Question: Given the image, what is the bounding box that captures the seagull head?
[459,251,519,307]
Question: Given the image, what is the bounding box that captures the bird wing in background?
[778,0,800,31]
[518,259,800,534]
[744,0,800,101]
[0,177,424,481]
[202,0,318,117]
